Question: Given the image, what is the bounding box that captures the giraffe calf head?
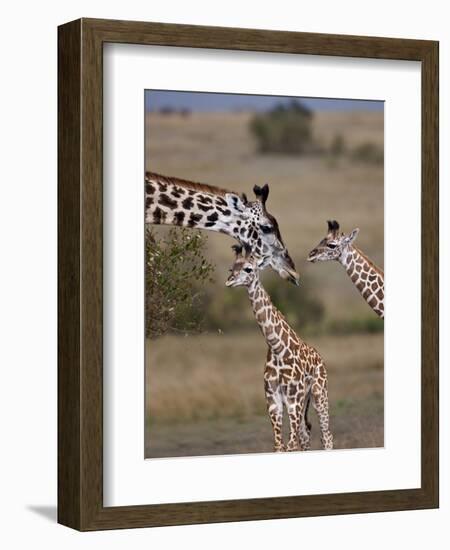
[307,220,360,263]
[225,244,259,288]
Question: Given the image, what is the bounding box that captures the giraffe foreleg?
[286,397,302,452]
[264,378,285,452]
[312,379,333,450]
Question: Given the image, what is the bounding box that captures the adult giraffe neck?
[340,245,385,318]
[145,171,301,285]
[145,171,241,239]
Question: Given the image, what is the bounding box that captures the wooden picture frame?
[58,17,439,531]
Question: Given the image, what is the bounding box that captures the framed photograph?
[58,18,438,530]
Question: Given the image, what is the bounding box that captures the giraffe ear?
[344,228,360,245]
[254,183,269,205]
[225,193,248,216]
[231,244,243,257]
[327,220,340,233]
[243,242,253,258]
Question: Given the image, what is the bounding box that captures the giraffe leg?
[286,392,302,452]
[264,379,285,452]
[312,380,333,450]
[298,394,312,451]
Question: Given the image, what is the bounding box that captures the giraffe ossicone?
[307,220,384,319]
[226,245,333,452]
[145,171,300,285]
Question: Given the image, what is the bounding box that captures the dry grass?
[145,332,383,457]
[146,332,383,422]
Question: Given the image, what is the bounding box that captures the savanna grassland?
[145,108,384,458]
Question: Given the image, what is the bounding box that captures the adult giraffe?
[307,220,384,318]
[145,171,300,284]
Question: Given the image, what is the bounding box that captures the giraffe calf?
[226,245,333,452]
[308,220,384,318]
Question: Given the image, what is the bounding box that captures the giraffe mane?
[146,171,233,197]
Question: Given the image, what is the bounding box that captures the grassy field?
[144,108,384,458]
[145,332,383,458]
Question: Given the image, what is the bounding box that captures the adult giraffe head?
[146,172,300,285]
[307,220,360,263]
[236,183,299,285]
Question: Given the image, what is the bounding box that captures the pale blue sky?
[145,90,384,113]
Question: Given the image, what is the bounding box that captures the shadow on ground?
[27,505,57,523]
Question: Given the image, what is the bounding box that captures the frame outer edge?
[79,18,105,530]
[57,19,82,530]
[81,17,436,61]
[57,17,440,530]
[421,40,439,507]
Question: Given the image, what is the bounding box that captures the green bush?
[249,100,314,154]
[145,227,215,338]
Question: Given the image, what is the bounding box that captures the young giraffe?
[226,245,333,452]
[145,171,299,284]
[307,220,384,318]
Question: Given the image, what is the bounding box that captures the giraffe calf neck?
[340,245,384,318]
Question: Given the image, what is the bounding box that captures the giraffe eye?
[244,267,253,273]
[327,243,337,249]
[260,225,273,234]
